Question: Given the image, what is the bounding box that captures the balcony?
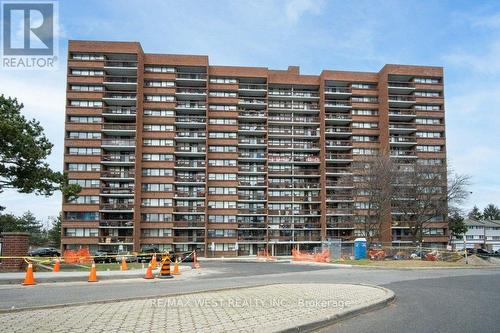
[239,152,266,161]
[238,165,266,174]
[326,196,354,203]
[388,109,416,120]
[175,191,205,198]
[98,236,134,244]
[268,116,319,124]
[238,180,266,187]
[325,127,352,137]
[238,138,266,147]
[175,146,206,156]
[325,113,352,123]
[238,125,266,134]
[172,236,205,243]
[326,180,354,189]
[390,150,417,158]
[237,208,267,215]
[101,154,135,165]
[238,111,267,119]
[389,136,417,146]
[102,93,137,106]
[389,122,417,133]
[324,87,352,96]
[99,220,134,228]
[325,101,351,110]
[388,95,416,106]
[175,160,206,169]
[325,153,353,162]
[175,176,206,184]
[325,140,353,150]
[103,76,137,91]
[102,107,136,119]
[388,81,415,94]
[101,138,135,151]
[100,171,135,180]
[325,167,352,175]
[102,123,136,136]
[175,131,206,142]
[238,99,267,109]
[100,203,134,212]
[104,61,138,76]
[176,102,206,111]
[175,88,206,100]
[175,116,206,128]
[238,195,267,201]
[238,84,267,97]
[100,187,134,197]
[326,208,354,216]
[176,73,207,88]
[268,209,320,216]
[174,206,205,213]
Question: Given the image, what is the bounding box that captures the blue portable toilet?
[354,238,367,260]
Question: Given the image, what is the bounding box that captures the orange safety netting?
[368,249,386,260]
[292,249,330,263]
[63,248,93,264]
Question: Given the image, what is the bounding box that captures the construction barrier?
[292,248,330,263]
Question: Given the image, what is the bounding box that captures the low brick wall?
[0,232,29,271]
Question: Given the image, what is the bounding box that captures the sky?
[1,0,499,222]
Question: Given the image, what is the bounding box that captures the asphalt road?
[0,261,499,332]
[319,274,500,333]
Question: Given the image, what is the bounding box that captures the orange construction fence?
[63,248,93,264]
[292,248,330,263]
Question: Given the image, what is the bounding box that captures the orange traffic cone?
[88,262,98,282]
[120,257,128,271]
[53,259,60,272]
[151,254,157,269]
[144,263,154,279]
[22,262,36,286]
[172,259,180,275]
[191,251,200,269]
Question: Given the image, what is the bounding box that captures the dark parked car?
[93,251,113,263]
[476,248,490,254]
[28,248,61,257]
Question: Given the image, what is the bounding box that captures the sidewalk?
[0,283,394,332]
[0,266,191,284]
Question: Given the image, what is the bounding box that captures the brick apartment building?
[62,40,447,256]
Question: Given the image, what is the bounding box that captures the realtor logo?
[1,1,58,69]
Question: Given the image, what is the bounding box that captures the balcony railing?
[175,160,206,168]
[238,99,267,105]
[326,153,353,160]
[176,73,207,80]
[99,220,134,228]
[101,139,135,146]
[390,150,417,157]
[176,131,206,138]
[389,109,416,117]
[101,187,134,194]
[175,191,205,198]
[388,81,415,88]
[325,140,352,147]
[105,61,137,68]
[102,123,136,131]
[389,123,416,130]
[176,102,206,109]
[239,165,266,172]
[100,203,134,210]
[101,171,135,178]
[239,138,266,145]
[103,107,136,115]
[239,84,267,90]
[388,95,416,102]
[390,136,417,143]
[325,87,351,94]
[99,236,134,243]
[175,176,206,182]
[175,116,206,123]
[176,146,206,153]
[325,101,351,108]
[238,180,266,186]
[175,206,205,212]
[325,113,352,121]
[104,77,137,83]
[176,88,206,95]
[103,93,136,100]
[102,154,135,162]
[325,127,352,134]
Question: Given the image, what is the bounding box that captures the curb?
[279,285,395,333]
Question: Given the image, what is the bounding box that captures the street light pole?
[463,233,468,265]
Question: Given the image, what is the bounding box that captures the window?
[416,118,441,125]
[144,109,175,117]
[415,91,440,98]
[208,146,237,153]
[67,196,99,204]
[209,104,238,111]
[144,80,175,87]
[144,95,175,102]
[213,243,236,251]
[69,100,103,107]
[208,187,237,195]
[68,179,100,188]
[68,116,102,123]
[143,139,174,146]
[142,183,173,192]
[351,96,378,103]
[208,201,237,209]
[141,213,173,222]
[209,91,238,98]
[353,148,378,155]
[416,131,442,138]
[351,83,376,89]
[417,159,443,166]
[208,132,237,139]
[414,77,440,84]
[142,168,174,176]
[208,173,237,181]
[143,124,174,132]
[208,159,237,167]
[144,66,175,73]
[67,163,100,172]
[352,135,378,142]
[209,77,237,84]
[208,215,237,223]
[68,132,101,139]
[208,229,237,237]
[352,122,378,129]
[142,153,174,161]
[65,212,99,221]
[68,147,101,155]
[70,85,104,91]
[142,198,173,207]
[415,105,441,111]
[416,145,442,152]
[209,118,237,125]
[71,53,105,61]
[71,69,104,76]
[352,109,378,116]
[65,228,99,237]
